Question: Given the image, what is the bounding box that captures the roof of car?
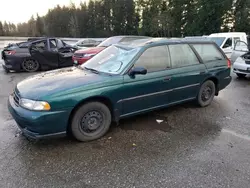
[120,37,216,48]
[109,35,151,39]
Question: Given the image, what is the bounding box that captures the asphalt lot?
[0,54,250,188]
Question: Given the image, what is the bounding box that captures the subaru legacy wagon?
[8,39,232,142]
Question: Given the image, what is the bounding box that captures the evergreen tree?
[36,14,44,36]
[0,21,4,36]
[1,0,250,37]
[3,21,10,36]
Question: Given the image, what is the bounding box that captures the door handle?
[163,76,171,81]
[200,71,206,74]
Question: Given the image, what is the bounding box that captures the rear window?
[192,44,225,62]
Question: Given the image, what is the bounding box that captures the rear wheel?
[71,102,111,142]
[236,73,246,78]
[21,59,39,72]
[197,80,216,107]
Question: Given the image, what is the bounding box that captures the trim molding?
[117,83,200,103]
[120,97,196,118]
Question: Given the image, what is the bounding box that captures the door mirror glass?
[234,41,249,52]
[129,67,147,76]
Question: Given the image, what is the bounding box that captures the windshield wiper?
[84,67,100,74]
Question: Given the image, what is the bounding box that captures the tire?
[21,59,39,72]
[197,80,216,107]
[236,73,246,78]
[71,102,111,142]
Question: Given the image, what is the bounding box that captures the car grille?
[74,53,85,58]
[245,61,250,65]
[13,91,20,105]
[234,68,250,73]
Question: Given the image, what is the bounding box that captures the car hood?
[75,46,105,54]
[16,67,108,100]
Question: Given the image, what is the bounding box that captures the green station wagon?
[8,39,232,141]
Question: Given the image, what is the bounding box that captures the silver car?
[232,41,250,78]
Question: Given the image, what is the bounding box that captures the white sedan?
[232,41,250,78]
[233,55,250,78]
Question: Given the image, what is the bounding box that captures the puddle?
[119,113,172,132]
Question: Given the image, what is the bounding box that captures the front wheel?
[236,73,246,78]
[21,59,39,72]
[71,102,111,142]
[197,80,216,107]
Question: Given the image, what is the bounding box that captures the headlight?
[19,98,51,111]
[84,53,96,57]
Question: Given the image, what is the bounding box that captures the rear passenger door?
[167,44,208,103]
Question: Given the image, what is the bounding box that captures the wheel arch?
[67,96,115,133]
[202,76,219,96]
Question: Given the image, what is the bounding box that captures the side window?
[233,37,240,45]
[56,39,64,49]
[33,41,47,49]
[192,44,225,62]
[234,41,248,51]
[168,44,200,68]
[223,38,232,48]
[49,39,57,49]
[134,45,171,73]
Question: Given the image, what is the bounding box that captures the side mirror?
[129,67,147,77]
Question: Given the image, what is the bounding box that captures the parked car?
[232,40,250,78]
[72,35,151,65]
[231,36,250,63]
[2,38,77,73]
[208,32,248,59]
[73,39,103,49]
[186,32,248,59]
[8,39,231,142]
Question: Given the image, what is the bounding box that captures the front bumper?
[8,95,72,140]
[72,57,91,65]
[233,61,250,75]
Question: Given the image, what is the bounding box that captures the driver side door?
[29,39,59,69]
[119,45,173,117]
[222,37,233,59]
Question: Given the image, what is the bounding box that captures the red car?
[72,35,150,65]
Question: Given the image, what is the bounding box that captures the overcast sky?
[0,0,86,24]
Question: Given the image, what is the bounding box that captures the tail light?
[227,58,231,68]
[6,50,16,55]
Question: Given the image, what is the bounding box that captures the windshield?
[207,37,226,47]
[97,37,122,47]
[82,45,140,74]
